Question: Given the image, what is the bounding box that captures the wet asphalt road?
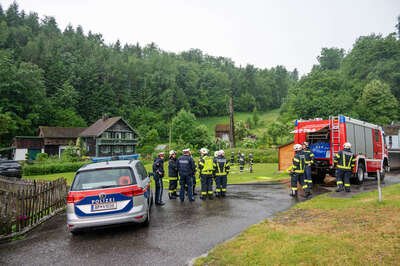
[1,173,399,266]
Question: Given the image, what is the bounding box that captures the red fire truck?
[293,115,389,184]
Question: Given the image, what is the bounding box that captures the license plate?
[91,202,117,212]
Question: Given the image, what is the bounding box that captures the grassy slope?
[23,163,288,186]
[198,109,280,135]
[196,184,400,265]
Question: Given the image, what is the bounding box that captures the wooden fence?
[0,177,67,240]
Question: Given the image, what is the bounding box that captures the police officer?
[177,148,196,202]
[153,152,165,205]
[168,150,179,199]
[334,142,356,192]
[198,148,214,200]
[214,150,230,197]
[290,144,310,198]
[302,142,314,190]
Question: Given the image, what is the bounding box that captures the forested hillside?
[0,3,296,147]
[1,2,399,150]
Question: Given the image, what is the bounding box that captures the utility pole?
[229,95,235,148]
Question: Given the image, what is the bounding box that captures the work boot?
[200,195,206,200]
[345,187,351,192]
[208,194,214,200]
[336,186,344,192]
[290,190,297,197]
[221,192,226,197]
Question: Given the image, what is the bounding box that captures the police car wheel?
[142,202,151,227]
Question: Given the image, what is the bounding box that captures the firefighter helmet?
[218,150,225,156]
[182,148,190,154]
[214,151,219,157]
[302,141,309,147]
[200,148,208,155]
[169,150,176,156]
[343,142,352,149]
[293,144,302,151]
[158,152,165,157]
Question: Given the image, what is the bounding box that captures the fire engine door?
[373,129,383,160]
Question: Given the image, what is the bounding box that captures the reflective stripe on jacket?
[213,156,230,176]
[303,149,314,165]
[334,149,355,170]
[292,151,305,174]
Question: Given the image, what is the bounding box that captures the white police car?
[66,157,153,234]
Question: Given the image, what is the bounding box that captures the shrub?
[23,161,89,176]
[35,153,49,162]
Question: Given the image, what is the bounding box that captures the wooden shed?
[278,141,294,171]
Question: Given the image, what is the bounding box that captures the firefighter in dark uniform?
[230,151,235,165]
[302,142,314,190]
[334,142,356,192]
[177,148,196,202]
[214,150,230,197]
[168,150,179,199]
[153,152,165,205]
[290,144,310,198]
[198,148,214,200]
[239,153,245,172]
[190,150,197,196]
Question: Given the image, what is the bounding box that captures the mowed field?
[198,109,280,135]
[195,183,400,265]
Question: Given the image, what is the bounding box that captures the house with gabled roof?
[39,126,86,156]
[79,116,138,157]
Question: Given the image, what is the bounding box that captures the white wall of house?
[386,134,400,149]
[14,148,28,161]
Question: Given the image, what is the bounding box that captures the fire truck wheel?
[354,164,365,184]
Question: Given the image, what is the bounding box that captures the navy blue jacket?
[153,157,164,177]
[168,157,178,177]
[177,155,196,177]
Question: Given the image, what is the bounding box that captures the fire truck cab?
[293,115,389,184]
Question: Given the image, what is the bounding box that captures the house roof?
[215,124,230,132]
[79,117,136,137]
[39,126,86,139]
[383,124,400,136]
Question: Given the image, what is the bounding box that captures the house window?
[389,136,392,148]
[114,146,121,154]
[115,132,122,139]
[126,133,132,140]
[126,146,133,153]
[101,146,110,153]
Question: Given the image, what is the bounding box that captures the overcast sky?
[1,0,399,74]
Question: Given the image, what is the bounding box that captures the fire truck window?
[375,130,379,142]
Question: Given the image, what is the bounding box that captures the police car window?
[135,162,148,180]
[71,167,136,191]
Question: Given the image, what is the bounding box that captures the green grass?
[195,184,400,265]
[23,172,76,185]
[198,109,280,136]
[23,163,287,187]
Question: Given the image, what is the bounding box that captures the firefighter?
[198,148,214,200]
[302,142,314,190]
[239,153,245,172]
[230,151,235,165]
[334,142,356,192]
[249,153,254,173]
[168,150,179,199]
[177,148,196,202]
[290,144,310,198]
[153,152,165,205]
[214,150,230,197]
[190,150,198,196]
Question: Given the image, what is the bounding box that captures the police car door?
[134,161,152,204]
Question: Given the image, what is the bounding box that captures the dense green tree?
[355,80,399,125]
[317,47,345,70]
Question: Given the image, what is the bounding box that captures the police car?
[66,156,153,234]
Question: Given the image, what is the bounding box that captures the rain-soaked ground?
[1,172,399,266]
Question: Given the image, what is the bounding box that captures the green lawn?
[195,184,400,265]
[23,163,287,187]
[198,109,280,136]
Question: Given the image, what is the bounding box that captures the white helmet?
[214,151,219,157]
[200,148,208,155]
[169,150,176,156]
[293,144,302,151]
[343,142,352,149]
[218,150,225,156]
